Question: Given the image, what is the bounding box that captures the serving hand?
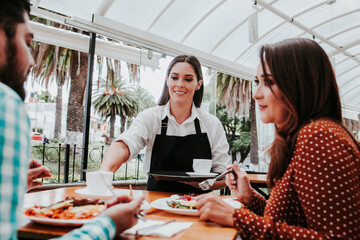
[27,158,51,191]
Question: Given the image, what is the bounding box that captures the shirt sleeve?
[0,89,30,240]
[207,116,230,173]
[54,216,116,240]
[233,125,360,239]
[114,108,158,161]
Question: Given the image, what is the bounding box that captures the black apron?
[147,116,212,193]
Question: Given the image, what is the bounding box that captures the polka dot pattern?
[233,119,360,239]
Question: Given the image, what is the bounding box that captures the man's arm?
[100,141,131,173]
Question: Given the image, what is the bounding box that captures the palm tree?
[216,72,256,164]
[132,86,156,112]
[93,78,138,142]
[64,50,88,146]
[216,72,251,119]
[31,40,71,138]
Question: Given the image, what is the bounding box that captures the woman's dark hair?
[0,0,30,39]
[260,38,347,188]
[158,55,204,107]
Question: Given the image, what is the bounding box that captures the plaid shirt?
[0,83,116,240]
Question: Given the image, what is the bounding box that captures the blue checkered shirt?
[0,83,116,239]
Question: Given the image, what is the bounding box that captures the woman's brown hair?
[158,55,204,107]
[260,38,345,188]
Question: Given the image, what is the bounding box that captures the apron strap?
[161,117,168,136]
[194,118,202,134]
[161,117,202,135]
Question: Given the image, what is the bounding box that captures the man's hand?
[27,159,51,191]
[102,195,145,234]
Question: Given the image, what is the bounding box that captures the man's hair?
[0,0,31,39]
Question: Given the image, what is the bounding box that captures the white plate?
[185,172,218,177]
[150,197,241,216]
[75,188,150,211]
[74,187,128,197]
[25,215,92,226]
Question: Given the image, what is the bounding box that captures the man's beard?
[0,38,27,101]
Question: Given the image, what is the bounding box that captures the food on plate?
[24,197,106,220]
[166,194,196,209]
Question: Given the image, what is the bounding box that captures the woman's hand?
[225,163,252,205]
[102,195,145,234]
[196,192,234,227]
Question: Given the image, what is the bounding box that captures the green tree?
[132,86,156,112]
[34,90,56,103]
[31,37,71,138]
[216,72,256,164]
[216,105,250,163]
[92,78,138,143]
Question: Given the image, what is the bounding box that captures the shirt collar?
[161,101,199,124]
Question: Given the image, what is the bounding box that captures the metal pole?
[64,144,70,183]
[58,143,61,183]
[81,32,96,181]
[42,143,45,183]
[72,144,76,182]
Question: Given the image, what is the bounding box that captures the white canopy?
[29,0,360,115]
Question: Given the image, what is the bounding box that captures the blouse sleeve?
[245,189,267,216]
[232,125,360,239]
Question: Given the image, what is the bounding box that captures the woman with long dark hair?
[101,55,229,193]
[196,39,360,239]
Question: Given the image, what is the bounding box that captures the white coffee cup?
[86,170,113,195]
[192,159,212,174]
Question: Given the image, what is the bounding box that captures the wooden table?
[18,187,238,240]
[247,173,269,199]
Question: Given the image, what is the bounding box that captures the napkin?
[123,219,193,238]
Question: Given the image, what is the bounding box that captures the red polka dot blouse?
[233,119,360,239]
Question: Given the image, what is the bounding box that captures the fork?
[198,168,234,190]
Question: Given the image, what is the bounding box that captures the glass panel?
[331,29,360,46]
[184,0,252,52]
[336,60,357,76]
[213,24,251,61]
[314,13,360,39]
[257,9,284,37]
[273,0,322,17]
[107,0,168,30]
[337,68,360,87]
[149,0,219,41]
[36,0,96,20]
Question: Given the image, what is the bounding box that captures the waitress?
[100,55,230,193]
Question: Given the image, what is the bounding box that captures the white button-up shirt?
[115,102,230,175]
